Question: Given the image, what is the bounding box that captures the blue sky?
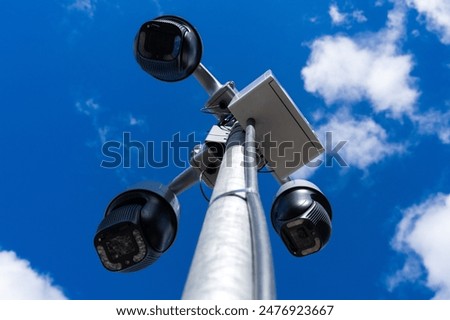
[1,0,450,300]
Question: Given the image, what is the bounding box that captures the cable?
[218,114,236,127]
[258,166,274,174]
[200,104,230,117]
[198,170,211,203]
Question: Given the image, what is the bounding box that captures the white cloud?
[76,98,99,116]
[128,114,145,127]
[152,0,163,15]
[406,0,450,45]
[97,126,110,145]
[389,193,450,299]
[412,109,450,144]
[329,4,347,25]
[291,154,324,179]
[302,2,419,118]
[318,110,404,169]
[68,0,97,18]
[76,98,110,145]
[309,16,319,24]
[0,251,66,300]
[352,10,368,23]
[76,99,146,143]
[411,29,421,37]
[329,4,367,25]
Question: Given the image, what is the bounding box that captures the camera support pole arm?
[193,63,223,97]
[168,167,200,196]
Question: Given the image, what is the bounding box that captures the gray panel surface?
[228,71,324,181]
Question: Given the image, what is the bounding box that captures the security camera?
[94,182,180,272]
[134,15,203,82]
[271,180,332,257]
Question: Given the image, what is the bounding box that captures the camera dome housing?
[94,182,180,272]
[134,15,203,82]
[271,180,332,257]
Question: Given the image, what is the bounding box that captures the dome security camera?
[271,180,332,257]
[134,15,203,82]
[94,182,180,272]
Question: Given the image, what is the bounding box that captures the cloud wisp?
[329,4,367,26]
[412,109,450,144]
[0,251,67,300]
[67,0,97,18]
[75,98,110,145]
[329,4,347,25]
[389,193,450,299]
[152,0,164,16]
[75,98,146,146]
[75,98,148,184]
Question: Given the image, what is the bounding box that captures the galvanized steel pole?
[182,122,276,299]
[182,125,254,299]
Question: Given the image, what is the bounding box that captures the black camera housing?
[134,15,202,82]
[271,180,332,257]
[94,182,180,272]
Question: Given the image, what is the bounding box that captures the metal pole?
[182,125,254,299]
[193,63,223,97]
[245,118,276,299]
[168,167,200,196]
